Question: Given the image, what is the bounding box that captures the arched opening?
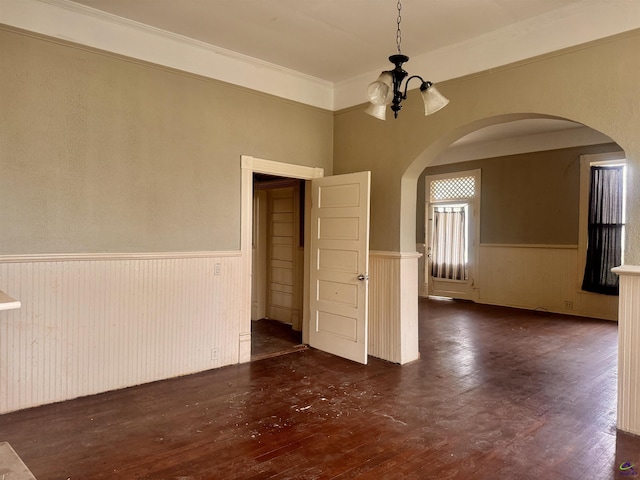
[403,112,624,319]
[396,111,639,438]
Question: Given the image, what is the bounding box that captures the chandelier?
[365,0,449,120]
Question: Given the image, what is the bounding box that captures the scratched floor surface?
[1,298,639,479]
[251,318,304,361]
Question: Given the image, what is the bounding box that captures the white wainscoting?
[613,265,640,436]
[0,252,243,414]
[477,244,618,320]
[417,243,429,298]
[369,251,420,365]
[418,243,618,320]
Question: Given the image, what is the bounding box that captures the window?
[579,154,626,296]
[430,175,476,201]
[431,204,468,280]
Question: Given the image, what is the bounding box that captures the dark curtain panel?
[582,165,624,295]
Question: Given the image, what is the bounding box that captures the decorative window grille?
[430,176,475,202]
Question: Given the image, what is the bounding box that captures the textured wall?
[334,30,640,264]
[416,143,621,245]
[0,27,333,254]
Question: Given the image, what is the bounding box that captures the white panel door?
[310,171,370,364]
[267,187,297,323]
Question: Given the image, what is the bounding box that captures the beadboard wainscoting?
[477,244,618,320]
[418,243,618,320]
[613,265,640,436]
[0,252,243,414]
[368,251,420,365]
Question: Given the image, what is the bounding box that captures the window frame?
[578,151,626,294]
[425,168,481,300]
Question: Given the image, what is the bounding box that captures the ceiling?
[9,0,638,112]
[70,0,590,83]
[8,0,634,150]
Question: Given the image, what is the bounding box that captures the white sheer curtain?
[431,206,467,280]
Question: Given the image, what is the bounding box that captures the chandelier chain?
[396,0,402,54]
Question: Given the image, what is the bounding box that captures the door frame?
[240,155,324,363]
[425,169,481,301]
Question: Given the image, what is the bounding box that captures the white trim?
[240,155,324,363]
[578,151,626,289]
[370,251,422,259]
[0,251,241,263]
[0,0,334,110]
[241,156,324,179]
[613,265,640,277]
[479,244,578,250]
[425,169,481,299]
[0,291,21,311]
[3,0,639,112]
[334,2,640,110]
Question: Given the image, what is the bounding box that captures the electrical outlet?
[211,348,219,361]
[214,263,221,275]
[564,300,574,309]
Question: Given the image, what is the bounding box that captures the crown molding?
[2,0,639,112]
[0,0,335,110]
[334,0,640,111]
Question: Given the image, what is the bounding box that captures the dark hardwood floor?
[251,318,305,361]
[1,298,639,479]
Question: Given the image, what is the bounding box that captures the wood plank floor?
[251,318,305,361]
[1,298,639,479]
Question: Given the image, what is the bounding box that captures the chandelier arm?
[401,75,427,99]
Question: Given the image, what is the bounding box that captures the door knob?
[357,274,369,281]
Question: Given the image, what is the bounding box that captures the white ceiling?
[452,119,584,147]
[4,0,635,150]
[5,0,639,112]
[68,0,589,83]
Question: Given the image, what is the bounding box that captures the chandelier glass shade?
[365,2,449,120]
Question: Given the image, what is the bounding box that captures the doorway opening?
[241,156,371,365]
[251,173,307,360]
[425,169,480,301]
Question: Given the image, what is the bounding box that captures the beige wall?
[416,143,621,245]
[334,30,640,265]
[1,23,639,411]
[414,144,623,321]
[0,26,334,413]
[0,26,333,254]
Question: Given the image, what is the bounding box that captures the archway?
[400,113,588,253]
[398,112,640,435]
[411,115,621,311]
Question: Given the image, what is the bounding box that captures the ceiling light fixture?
[365,0,449,120]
